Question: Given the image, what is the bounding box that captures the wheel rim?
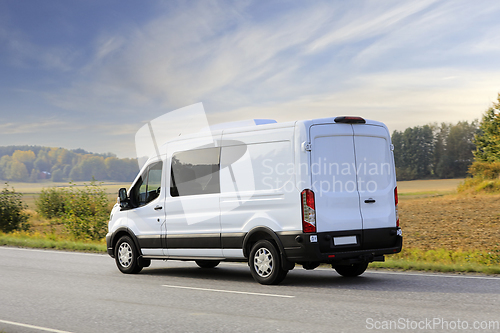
[254,247,273,278]
[118,242,133,268]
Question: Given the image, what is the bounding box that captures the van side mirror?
[118,188,129,208]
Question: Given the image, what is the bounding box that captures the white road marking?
[0,319,73,333]
[162,284,295,298]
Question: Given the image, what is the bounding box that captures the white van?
[106,116,402,285]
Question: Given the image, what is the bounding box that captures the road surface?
[0,247,499,332]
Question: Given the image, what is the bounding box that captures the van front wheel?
[249,240,288,285]
[115,236,143,274]
[334,262,368,277]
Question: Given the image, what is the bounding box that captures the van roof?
[202,119,277,131]
[156,116,387,152]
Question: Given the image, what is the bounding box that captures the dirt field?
[397,178,464,194]
[399,193,500,251]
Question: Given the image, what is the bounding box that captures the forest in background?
[392,121,478,180]
[0,146,139,182]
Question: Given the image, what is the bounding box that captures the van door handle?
[364,199,376,203]
[154,206,163,210]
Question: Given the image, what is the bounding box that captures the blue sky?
[1,0,500,157]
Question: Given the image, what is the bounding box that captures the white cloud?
[306,0,438,54]
[0,119,67,134]
[209,68,500,133]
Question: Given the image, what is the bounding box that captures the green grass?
[370,248,500,275]
[0,232,106,253]
[371,260,500,274]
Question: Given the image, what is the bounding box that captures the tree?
[34,150,51,173]
[432,123,450,177]
[0,183,30,232]
[0,155,13,180]
[12,150,36,174]
[29,168,39,182]
[70,155,107,181]
[51,168,65,182]
[434,121,478,178]
[392,125,433,180]
[474,93,500,162]
[8,160,29,181]
[444,121,478,177]
[104,157,138,181]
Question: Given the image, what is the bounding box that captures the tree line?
[0,146,139,182]
[392,121,478,180]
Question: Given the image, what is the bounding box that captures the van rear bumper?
[279,227,403,264]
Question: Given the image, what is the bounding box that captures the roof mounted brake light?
[334,116,366,124]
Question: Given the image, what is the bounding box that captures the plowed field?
[399,194,500,251]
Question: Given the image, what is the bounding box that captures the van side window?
[131,161,163,207]
[220,141,292,193]
[170,147,220,197]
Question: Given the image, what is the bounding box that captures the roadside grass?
[370,248,500,274]
[0,231,106,253]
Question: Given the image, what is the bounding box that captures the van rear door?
[309,122,397,238]
[352,124,396,230]
[309,124,363,233]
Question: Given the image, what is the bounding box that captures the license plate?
[333,236,357,246]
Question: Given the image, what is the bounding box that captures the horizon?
[0,116,483,159]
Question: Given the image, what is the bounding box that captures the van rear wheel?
[334,262,368,277]
[249,240,288,285]
[195,260,220,269]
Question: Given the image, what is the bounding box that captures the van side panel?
[219,126,301,257]
[164,134,223,258]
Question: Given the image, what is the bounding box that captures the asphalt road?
[0,247,499,333]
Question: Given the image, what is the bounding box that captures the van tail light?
[394,186,399,227]
[301,189,316,233]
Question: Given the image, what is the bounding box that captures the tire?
[115,236,143,274]
[195,260,220,269]
[249,240,288,285]
[334,261,368,277]
[302,262,320,270]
